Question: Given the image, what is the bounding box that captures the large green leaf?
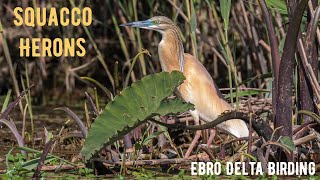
[81,71,194,161]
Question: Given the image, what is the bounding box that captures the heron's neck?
[158,28,184,72]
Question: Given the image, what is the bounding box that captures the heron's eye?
[154,20,161,25]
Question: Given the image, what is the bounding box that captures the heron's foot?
[184,130,201,158]
[206,129,216,147]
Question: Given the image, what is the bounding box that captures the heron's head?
[120,16,176,34]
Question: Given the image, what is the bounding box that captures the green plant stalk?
[234,64,239,110]
[294,58,298,125]
[84,102,90,128]
[22,104,28,140]
[26,0,35,129]
[32,0,47,77]
[266,0,289,15]
[78,0,86,8]
[209,1,225,44]
[114,61,120,94]
[225,89,269,99]
[185,0,191,20]
[112,16,136,81]
[5,147,16,170]
[271,126,283,141]
[20,80,31,135]
[21,64,34,137]
[114,141,120,155]
[107,1,136,82]
[209,1,240,84]
[133,0,147,76]
[220,0,231,32]
[218,39,233,106]
[120,146,126,176]
[298,110,320,122]
[124,49,150,87]
[232,42,239,110]
[189,0,198,58]
[132,124,152,161]
[83,25,114,88]
[25,63,33,135]
[80,77,113,101]
[239,152,257,162]
[228,63,234,106]
[94,88,100,112]
[69,0,115,89]
[158,124,181,158]
[0,20,23,115]
[1,89,11,113]
[110,14,130,61]
[221,0,235,106]
[117,1,129,21]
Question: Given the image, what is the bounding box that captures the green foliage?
[81,76,114,100]
[266,0,287,15]
[81,71,194,161]
[132,168,156,179]
[1,89,11,113]
[2,147,85,179]
[279,136,295,151]
[132,125,164,160]
[231,175,247,180]
[266,0,311,21]
[189,0,198,57]
[18,146,77,166]
[173,170,192,179]
[2,152,34,180]
[225,89,268,99]
[219,0,231,32]
[239,73,272,86]
[309,175,320,180]
[21,156,56,171]
[201,174,216,180]
[78,167,94,177]
[124,49,151,87]
[256,172,268,180]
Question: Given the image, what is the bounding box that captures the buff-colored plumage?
[158,28,248,138]
[121,16,249,157]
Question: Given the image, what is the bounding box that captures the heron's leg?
[184,110,200,158]
[206,129,216,147]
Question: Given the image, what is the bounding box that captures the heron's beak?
[120,20,152,28]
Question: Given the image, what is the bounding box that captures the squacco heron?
[121,16,249,157]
